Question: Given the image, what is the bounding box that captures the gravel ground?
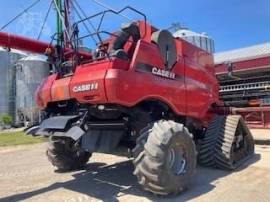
[0,143,270,202]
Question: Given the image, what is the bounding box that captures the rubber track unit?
[47,136,91,171]
[198,115,254,170]
[132,120,196,195]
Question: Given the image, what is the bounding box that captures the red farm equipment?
[0,6,254,196]
[216,52,270,129]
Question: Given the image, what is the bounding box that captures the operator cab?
[68,5,179,74]
[91,21,178,72]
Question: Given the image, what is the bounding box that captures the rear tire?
[133,120,196,195]
[46,136,91,171]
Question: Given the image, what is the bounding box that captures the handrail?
[72,6,147,46]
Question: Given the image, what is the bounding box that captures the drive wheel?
[46,136,91,171]
[133,120,196,195]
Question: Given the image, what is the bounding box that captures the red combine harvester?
[0,6,254,195]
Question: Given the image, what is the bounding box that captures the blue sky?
[0,0,269,52]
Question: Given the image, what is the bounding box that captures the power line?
[73,0,97,33]
[37,0,53,40]
[90,0,132,21]
[72,1,98,44]
[0,0,41,31]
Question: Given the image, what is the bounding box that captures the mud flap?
[81,130,124,153]
[25,115,124,151]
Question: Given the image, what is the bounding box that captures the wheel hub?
[235,132,244,146]
[168,145,187,175]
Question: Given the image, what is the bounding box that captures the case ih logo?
[152,67,176,79]
[136,63,178,80]
[73,83,98,93]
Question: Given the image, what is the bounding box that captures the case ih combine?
[0,5,254,195]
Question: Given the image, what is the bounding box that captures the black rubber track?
[198,115,254,170]
[46,136,91,171]
[133,120,196,195]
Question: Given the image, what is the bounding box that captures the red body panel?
[105,68,186,114]
[36,74,57,109]
[180,41,219,118]
[51,77,72,101]
[70,62,108,104]
[33,22,220,121]
[38,49,218,120]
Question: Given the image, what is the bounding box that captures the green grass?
[0,131,46,147]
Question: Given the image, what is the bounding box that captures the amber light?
[249,99,261,107]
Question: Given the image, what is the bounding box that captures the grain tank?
[174,28,215,53]
[15,55,50,126]
[0,47,26,123]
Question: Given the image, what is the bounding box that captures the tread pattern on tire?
[198,115,254,170]
[46,136,91,171]
[133,120,196,195]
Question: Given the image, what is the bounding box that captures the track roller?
[198,115,254,170]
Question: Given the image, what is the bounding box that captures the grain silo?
[0,48,26,123]
[15,55,50,126]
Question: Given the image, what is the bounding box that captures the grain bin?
[15,55,50,125]
[0,48,26,122]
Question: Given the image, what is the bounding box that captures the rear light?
[249,99,261,107]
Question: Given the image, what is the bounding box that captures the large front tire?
[133,121,196,195]
[46,136,91,171]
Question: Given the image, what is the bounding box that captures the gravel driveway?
[0,143,270,202]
